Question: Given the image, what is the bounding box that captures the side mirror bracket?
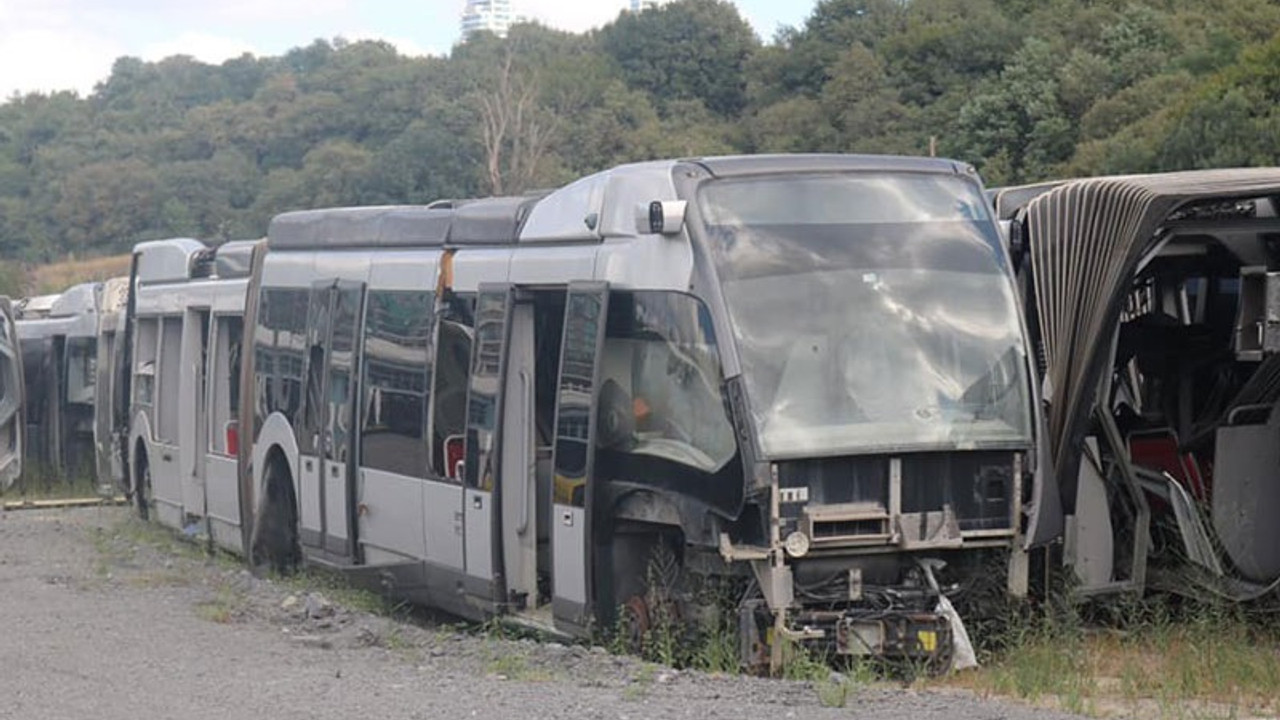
[638,200,688,236]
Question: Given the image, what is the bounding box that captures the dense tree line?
[1,0,1278,263]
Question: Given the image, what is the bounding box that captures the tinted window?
[361,290,433,478]
[156,317,183,443]
[553,289,604,507]
[210,316,242,455]
[254,287,309,432]
[464,291,507,491]
[326,285,362,464]
[593,291,742,514]
[431,294,474,480]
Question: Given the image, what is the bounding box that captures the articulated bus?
[15,282,101,482]
[122,155,1050,669]
[93,276,130,489]
[123,238,259,552]
[0,297,25,490]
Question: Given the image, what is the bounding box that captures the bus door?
[462,285,515,605]
[0,305,22,488]
[551,282,609,633]
[182,310,210,522]
[300,279,365,561]
[93,326,116,487]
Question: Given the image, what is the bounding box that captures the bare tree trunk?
[475,39,559,196]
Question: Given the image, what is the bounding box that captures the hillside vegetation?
[1,0,1278,266]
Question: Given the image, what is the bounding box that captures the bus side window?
[431,294,475,480]
[360,290,434,479]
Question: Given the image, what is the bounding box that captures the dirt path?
[0,506,1084,720]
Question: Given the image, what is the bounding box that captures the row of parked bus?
[11,153,1280,671]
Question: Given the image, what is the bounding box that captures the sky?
[0,0,818,99]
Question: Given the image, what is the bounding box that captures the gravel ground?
[0,506,1085,720]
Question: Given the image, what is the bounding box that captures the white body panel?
[130,238,253,550]
[357,468,427,560]
[298,452,323,539]
[205,455,242,552]
[464,489,493,580]
[423,480,465,570]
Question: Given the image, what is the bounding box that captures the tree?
[598,0,758,117]
[474,38,560,195]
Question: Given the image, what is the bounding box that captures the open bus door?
[0,300,23,489]
[462,284,515,608]
[299,279,365,562]
[550,282,609,634]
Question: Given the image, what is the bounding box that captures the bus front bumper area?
[723,535,975,673]
[738,597,957,671]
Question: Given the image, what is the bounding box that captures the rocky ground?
[0,505,1086,720]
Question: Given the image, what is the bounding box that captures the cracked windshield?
[700,173,1032,458]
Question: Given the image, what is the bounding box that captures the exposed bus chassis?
[716,450,1026,672]
[997,171,1280,605]
[733,567,956,670]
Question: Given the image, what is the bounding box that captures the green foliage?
[599,0,759,117]
[2,0,1280,261]
[0,260,25,298]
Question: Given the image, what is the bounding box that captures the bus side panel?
[205,454,242,553]
[178,307,210,521]
[357,468,427,562]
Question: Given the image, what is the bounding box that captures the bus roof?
[133,238,207,284]
[214,239,260,279]
[265,155,980,252]
[268,206,453,250]
[686,153,974,178]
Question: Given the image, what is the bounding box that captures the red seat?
[1128,429,1209,503]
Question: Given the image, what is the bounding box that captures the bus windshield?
[699,173,1032,459]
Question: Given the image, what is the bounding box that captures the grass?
[84,508,1279,716]
[30,253,131,295]
[483,646,557,682]
[938,596,1280,719]
[278,567,408,617]
[194,585,251,624]
[2,462,109,501]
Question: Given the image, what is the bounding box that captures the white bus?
[0,297,25,490]
[225,154,1050,669]
[93,276,129,491]
[14,282,101,482]
[124,238,259,552]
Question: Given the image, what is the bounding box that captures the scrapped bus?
[124,238,259,552]
[93,276,130,490]
[229,154,1049,668]
[996,169,1280,602]
[0,297,25,490]
[14,282,101,481]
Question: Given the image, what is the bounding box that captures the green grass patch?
[194,585,250,624]
[941,595,1280,719]
[483,646,556,682]
[3,461,106,500]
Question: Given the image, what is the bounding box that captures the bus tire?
[252,455,300,575]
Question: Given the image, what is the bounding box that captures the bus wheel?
[252,457,299,575]
[618,595,650,654]
[133,449,151,521]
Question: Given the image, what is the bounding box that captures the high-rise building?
[461,0,514,39]
[629,0,667,11]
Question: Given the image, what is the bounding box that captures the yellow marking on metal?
[3,496,129,512]
[917,630,938,653]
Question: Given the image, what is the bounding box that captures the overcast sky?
[0,0,817,99]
